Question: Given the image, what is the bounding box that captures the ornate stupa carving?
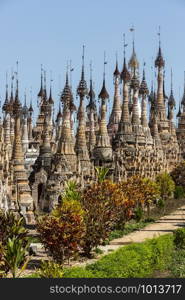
[108,58,122,138]
[0,36,183,215]
[75,46,91,175]
[93,56,112,167]
[177,72,185,159]
[86,63,97,155]
[10,77,35,224]
[21,93,29,154]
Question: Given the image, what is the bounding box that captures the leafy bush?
[65,234,174,278]
[39,261,64,278]
[24,272,41,278]
[173,228,185,249]
[3,237,30,278]
[141,178,160,217]
[95,166,109,183]
[156,198,165,208]
[0,210,28,246]
[61,180,81,203]
[64,267,100,278]
[169,249,185,278]
[37,199,85,264]
[119,177,159,220]
[119,177,144,208]
[0,210,30,278]
[146,235,174,270]
[81,180,128,257]
[0,243,7,278]
[155,173,175,201]
[174,186,185,199]
[134,207,144,222]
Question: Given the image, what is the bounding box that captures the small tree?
[119,176,160,221]
[37,199,85,264]
[141,178,160,218]
[81,180,129,257]
[119,176,145,207]
[156,172,175,201]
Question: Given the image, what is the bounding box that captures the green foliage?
[119,176,160,220]
[94,248,104,255]
[38,261,64,278]
[0,210,28,246]
[65,234,174,278]
[64,267,99,278]
[169,249,185,278]
[0,243,7,278]
[146,235,174,271]
[81,180,128,257]
[24,272,41,278]
[134,207,144,222]
[0,210,30,278]
[95,167,109,183]
[37,199,85,264]
[156,198,165,208]
[156,172,175,200]
[174,186,185,199]
[61,180,81,203]
[173,228,185,249]
[3,237,30,278]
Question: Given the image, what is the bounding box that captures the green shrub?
[39,261,64,278]
[173,228,185,249]
[146,235,174,270]
[81,180,128,257]
[174,186,185,199]
[169,250,185,278]
[0,210,30,278]
[25,272,41,278]
[87,244,153,277]
[64,267,98,278]
[94,248,104,255]
[65,234,174,278]
[134,207,144,222]
[156,173,175,201]
[156,198,165,208]
[3,237,30,278]
[0,210,28,246]
[95,166,109,183]
[61,181,81,203]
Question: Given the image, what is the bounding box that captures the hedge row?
[64,234,174,278]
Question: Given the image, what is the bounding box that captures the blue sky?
[0,0,184,123]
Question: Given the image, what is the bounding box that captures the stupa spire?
[75,46,90,165]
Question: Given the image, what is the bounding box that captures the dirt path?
[98,205,185,255]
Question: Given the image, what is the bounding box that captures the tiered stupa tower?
[11,76,35,224]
